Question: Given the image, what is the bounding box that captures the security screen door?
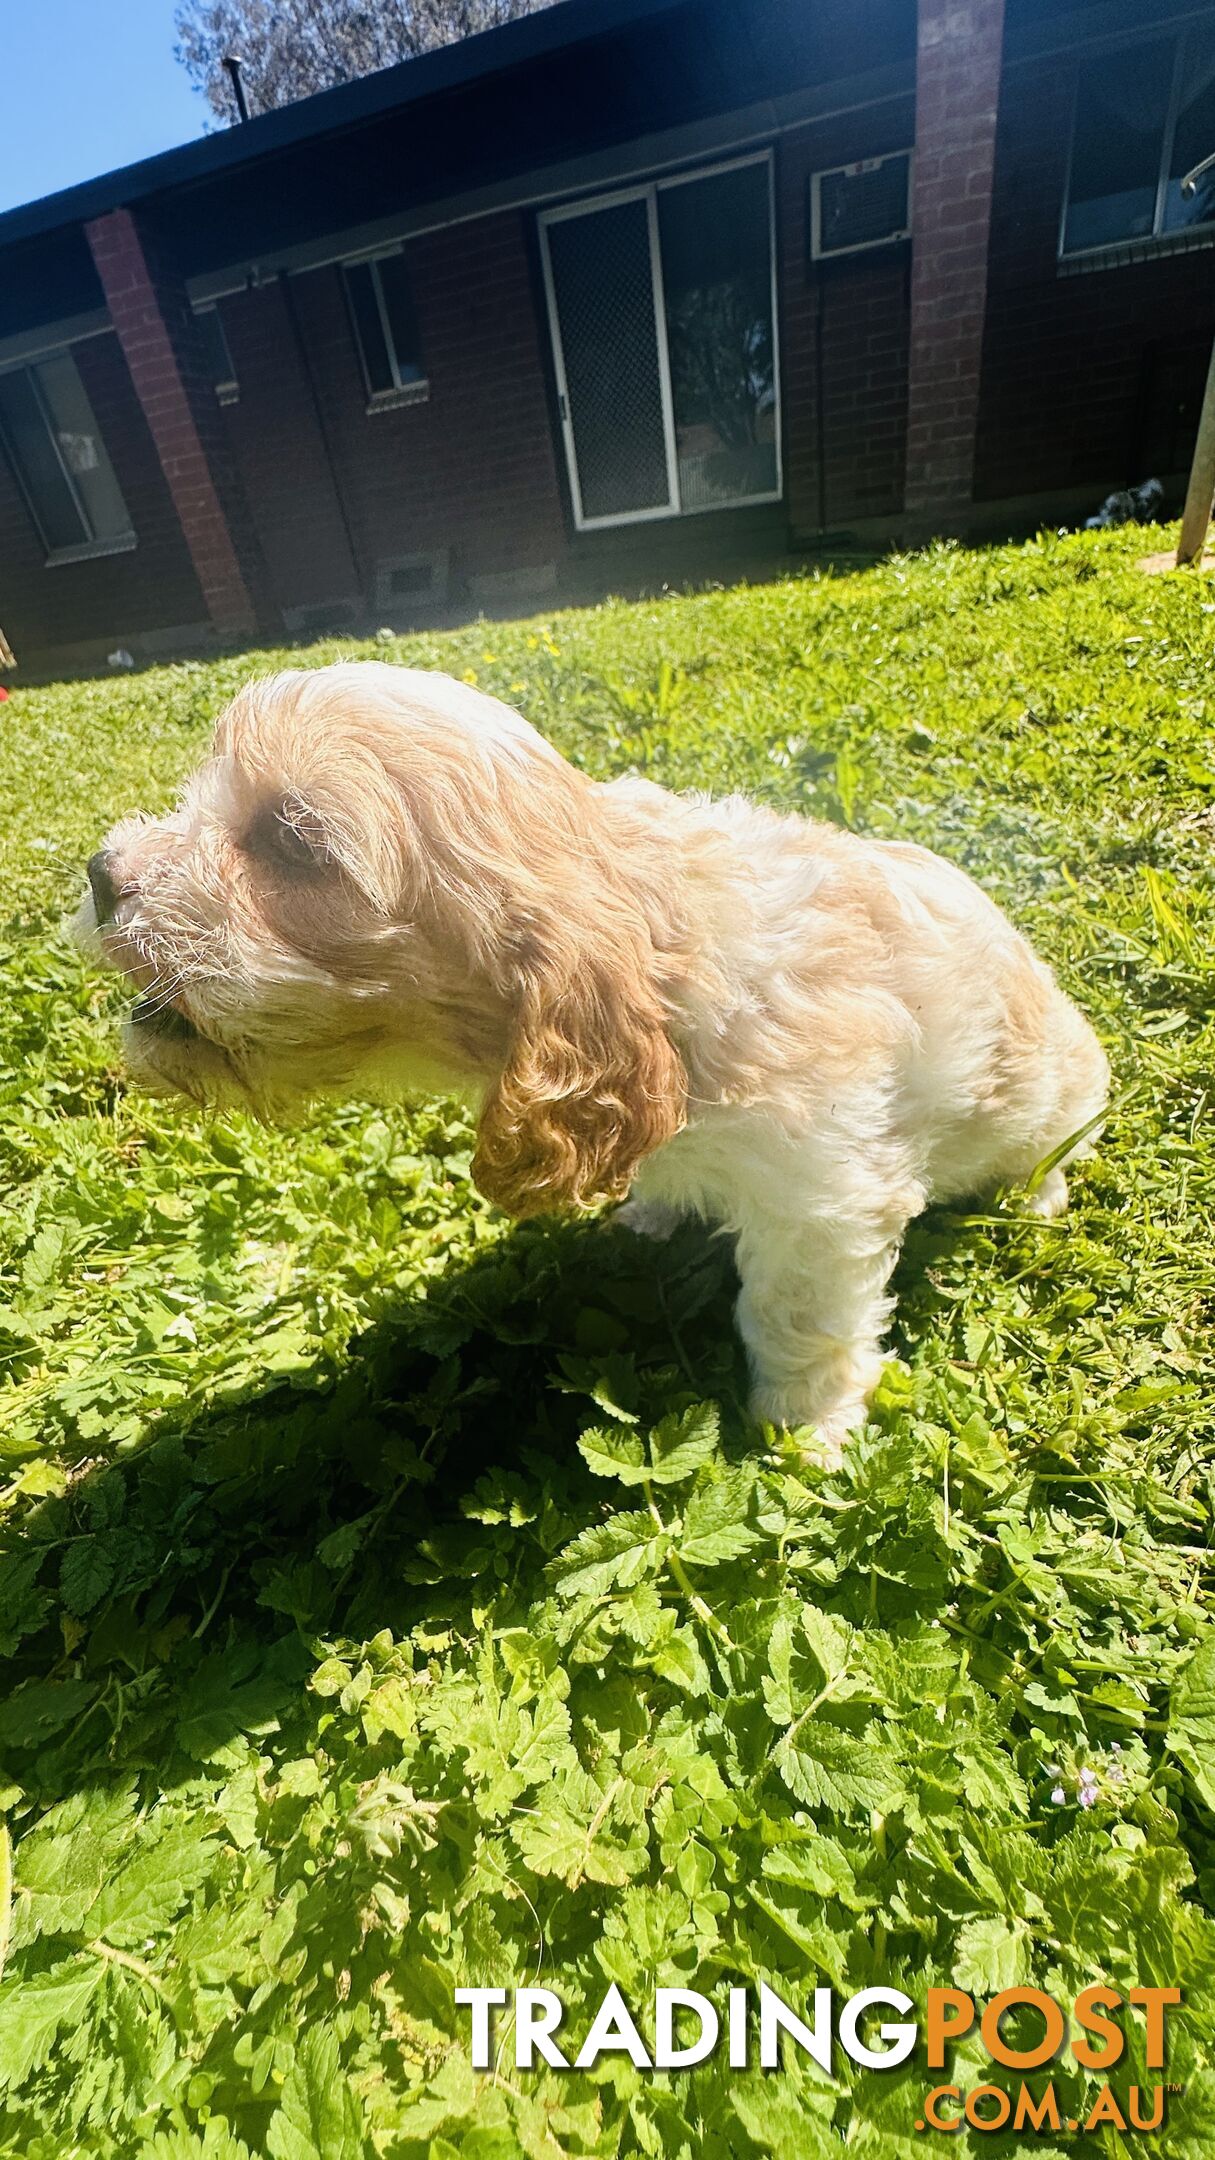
[540,154,780,530]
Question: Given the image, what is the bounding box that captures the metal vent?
[282,598,360,636]
[372,549,450,616]
[810,152,912,260]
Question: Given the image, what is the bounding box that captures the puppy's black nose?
[87,849,121,924]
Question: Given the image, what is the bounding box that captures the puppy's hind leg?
[733,1197,916,1466]
[932,989,1108,1225]
[1009,1017,1109,1221]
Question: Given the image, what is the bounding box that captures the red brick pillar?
[903,0,1006,527]
[85,208,273,641]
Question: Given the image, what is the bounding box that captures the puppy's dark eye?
[244,806,327,871]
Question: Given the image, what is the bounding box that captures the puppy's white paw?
[796,1422,850,1472]
[1021,1167,1069,1220]
[615,1196,683,1240]
[749,1378,874,1471]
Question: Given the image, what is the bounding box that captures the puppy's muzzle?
[129,992,201,1044]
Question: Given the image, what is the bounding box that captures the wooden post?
[1175,150,1215,567]
[1177,333,1215,567]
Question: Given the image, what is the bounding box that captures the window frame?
[537,148,782,533]
[193,302,239,406]
[0,348,136,566]
[1059,20,1215,262]
[340,247,429,412]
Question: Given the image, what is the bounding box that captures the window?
[811,152,912,259]
[539,154,780,529]
[0,351,133,561]
[1063,24,1215,255]
[341,252,426,405]
[194,304,238,405]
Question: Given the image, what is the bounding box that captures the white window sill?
[45,532,137,568]
[1059,225,1215,276]
[366,380,429,415]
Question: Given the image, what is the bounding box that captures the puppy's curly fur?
[76,662,1108,1454]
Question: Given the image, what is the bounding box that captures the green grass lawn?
[0,528,1212,2156]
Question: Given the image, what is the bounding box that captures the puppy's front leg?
[615,1193,684,1240]
[733,1208,910,1464]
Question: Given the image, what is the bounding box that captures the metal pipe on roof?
[222,55,252,124]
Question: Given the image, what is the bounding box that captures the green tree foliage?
[175,0,554,124]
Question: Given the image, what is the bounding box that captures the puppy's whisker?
[133,986,185,1019]
[123,966,189,1019]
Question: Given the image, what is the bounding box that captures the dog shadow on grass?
[0,1212,740,1801]
[0,1203,975,1811]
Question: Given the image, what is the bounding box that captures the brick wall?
[215,279,361,616]
[267,209,567,601]
[904,0,1006,519]
[778,102,915,536]
[0,330,205,662]
[975,48,1215,503]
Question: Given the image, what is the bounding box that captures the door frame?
[538,149,782,533]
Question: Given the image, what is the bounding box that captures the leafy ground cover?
[0,527,1212,2156]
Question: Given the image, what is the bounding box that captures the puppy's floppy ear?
[472,922,687,1218]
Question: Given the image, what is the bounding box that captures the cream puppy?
[75,662,1108,1455]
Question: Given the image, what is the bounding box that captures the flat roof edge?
[0,0,691,250]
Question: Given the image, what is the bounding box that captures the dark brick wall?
[0,330,205,660]
[214,279,361,616]
[778,101,915,537]
[975,47,1215,503]
[256,209,567,600]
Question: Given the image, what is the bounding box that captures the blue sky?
[1,0,210,214]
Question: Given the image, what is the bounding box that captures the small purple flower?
[1050,1785,1067,1806]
